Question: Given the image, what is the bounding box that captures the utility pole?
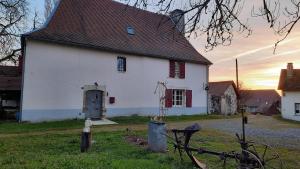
[236,59,245,142]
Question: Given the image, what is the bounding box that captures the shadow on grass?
[272,114,300,126]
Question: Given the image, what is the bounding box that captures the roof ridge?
[241,89,277,91]
[209,80,234,83]
[111,0,171,18]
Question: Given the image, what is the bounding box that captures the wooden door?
[86,90,103,119]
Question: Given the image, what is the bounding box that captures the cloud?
[255,49,300,61]
[214,36,300,63]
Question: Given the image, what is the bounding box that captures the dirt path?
[195,115,300,150]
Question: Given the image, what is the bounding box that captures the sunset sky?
[29,0,300,90]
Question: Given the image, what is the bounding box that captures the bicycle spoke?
[262,145,268,159]
[265,155,279,163]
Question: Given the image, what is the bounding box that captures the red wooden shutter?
[186,90,192,107]
[179,62,185,79]
[169,60,175,78]
[165,89,173,108]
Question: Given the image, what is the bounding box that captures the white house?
[20,0,211,122]
[208,81,238,115]
[278,63,300,121]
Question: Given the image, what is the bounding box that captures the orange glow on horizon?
[245,62,300,89]
[209,61,300,90]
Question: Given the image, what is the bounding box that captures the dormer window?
[127,26,135,35]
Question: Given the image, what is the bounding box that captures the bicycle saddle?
[184,123,201,133]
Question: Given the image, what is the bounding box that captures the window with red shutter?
[169,60,175,78]
[179,62,185,79]
[170,60,185,79]
[165,89,173,108]
[186,90,192,107]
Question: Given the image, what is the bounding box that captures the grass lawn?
[272,114,300,126]
[0,115,299,169]
[0,114,240,134]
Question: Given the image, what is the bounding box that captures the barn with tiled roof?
[208,81,238,115]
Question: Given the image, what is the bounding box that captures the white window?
[249,106,257,113]
[117,57,126,72]
[174,62,180,78]
[172,90,185,107]
[295,103,300,115]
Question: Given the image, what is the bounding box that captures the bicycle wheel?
[239,149,265,169]
[247,143,283,169]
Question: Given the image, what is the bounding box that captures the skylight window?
[127,26,135,35]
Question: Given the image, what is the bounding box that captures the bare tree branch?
[0,48,21,63]
[124,0,300,52]
[274,0,300,52]
[0,0,27,64]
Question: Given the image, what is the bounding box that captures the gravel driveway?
[199,115,300,150]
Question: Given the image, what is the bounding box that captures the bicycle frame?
[170,124,264,169]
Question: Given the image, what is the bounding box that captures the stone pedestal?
[148,121,167,152]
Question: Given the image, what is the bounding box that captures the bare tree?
[0,0,27,64]
[44,0,59,21]
[44,0,53,21]
[125,0,299,51]
[33,9,42,30]
[275,0,300,49]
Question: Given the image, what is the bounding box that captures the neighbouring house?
[0,65,22,120]
[20,0,212,122]
[240,90,280,115]
[278,63,300,121]
[208,81,238,115]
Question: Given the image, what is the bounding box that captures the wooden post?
[236,59,245,142]
[81,119,92,152]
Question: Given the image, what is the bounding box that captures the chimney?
[287,63,293,77]
[170,9,185,33]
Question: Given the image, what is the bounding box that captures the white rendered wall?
[21,40,208,122]
[281,92,300,121]
[222,85,237,115]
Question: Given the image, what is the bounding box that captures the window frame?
[249,106,258,113]
[117,56,126,72]
[295,103,300,115]
[174,61,180,78]
[172,89,186,107]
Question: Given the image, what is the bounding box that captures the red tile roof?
[0,66,20,77]
[278,69,300,91]
[0,66,21,91]
[23,0,211,65]
[240,90,280,113]
[208,81,238,96]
